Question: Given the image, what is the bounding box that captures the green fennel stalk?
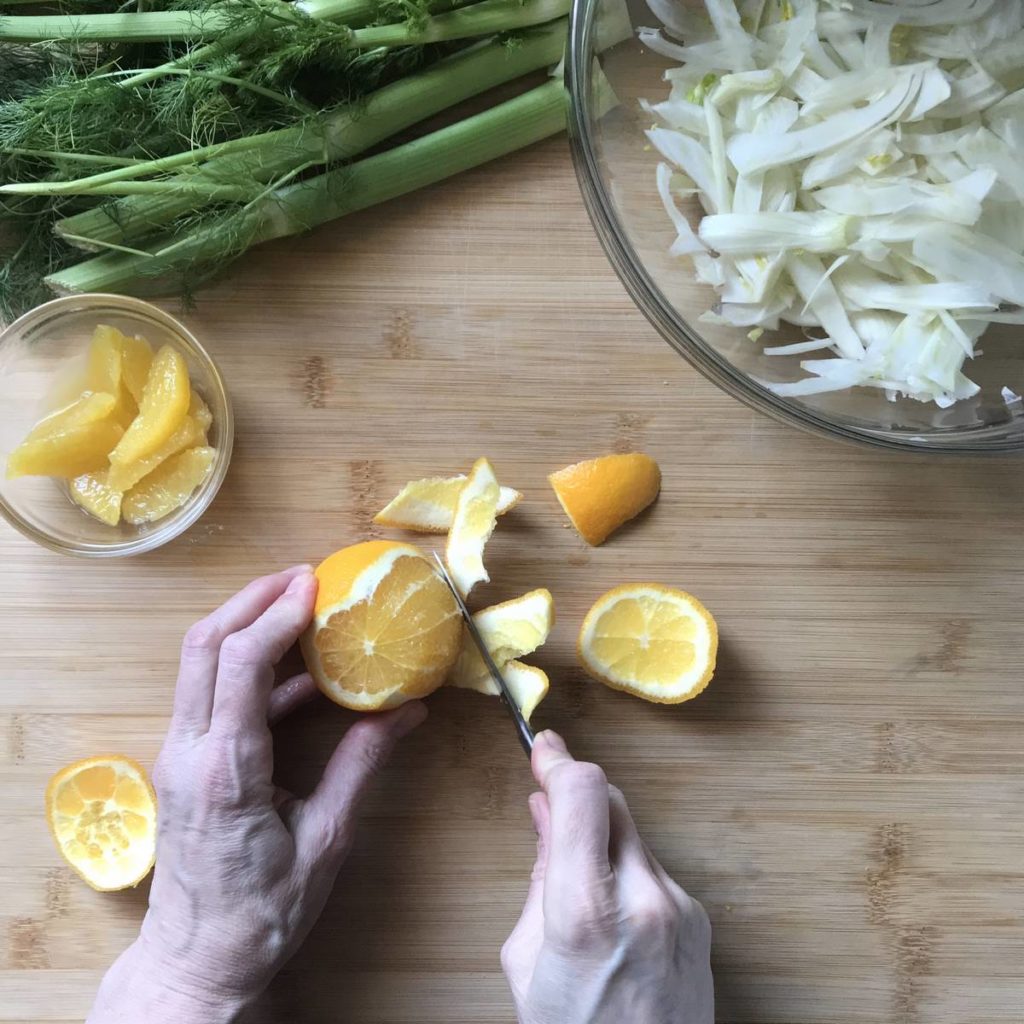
[54,21,568,248]
[46,78,570,296]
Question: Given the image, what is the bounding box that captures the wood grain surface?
[2,136,1024,1024]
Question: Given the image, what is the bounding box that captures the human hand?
[87,565,427,1024]
[502,731,714,1024]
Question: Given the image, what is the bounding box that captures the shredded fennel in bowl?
[639,0,1024,408]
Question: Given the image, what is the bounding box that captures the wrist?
[87,939,252,1024]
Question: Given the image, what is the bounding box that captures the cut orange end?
[121,445,215,525]
[549,452,661,546]
[445,457,500,596]
[301,540,462,711]
[45,755,156,892]
[109,344,190,466]
[374,474,521,533]
[577,584,717,704]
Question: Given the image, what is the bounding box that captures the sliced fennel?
[642,0,1024,407]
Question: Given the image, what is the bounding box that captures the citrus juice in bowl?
[0,295,233,557]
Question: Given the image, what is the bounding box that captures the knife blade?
[432,552,535,758]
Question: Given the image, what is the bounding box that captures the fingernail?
[287,563,314,575]
[286,571,314,595]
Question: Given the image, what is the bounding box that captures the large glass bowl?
[0,295,233,557]
[567,0,1024,453]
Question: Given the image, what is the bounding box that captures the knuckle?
[348,722,391,776]
[630,889,681,940]
[550,897,617,952]
[551,760,606,792]
[499,936,519,975]
[218,630,265,669]
[682,894,712,937]
[181,618,220,657]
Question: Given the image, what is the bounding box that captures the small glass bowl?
[0,294,233,557]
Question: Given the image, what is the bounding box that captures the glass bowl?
[0,295,233,557]
[567,0,1024,453]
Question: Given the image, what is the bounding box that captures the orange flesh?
[314,555,460,697]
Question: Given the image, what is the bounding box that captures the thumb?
[295,701,427,868]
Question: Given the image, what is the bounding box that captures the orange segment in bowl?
[70,470,123,526]
[6,392,123,479]
[117,333,154,406]
[109,344,190,466]
[85,325,136,428]
[45,755,157,892]
[549,452,661,546]
[301,540,462,711]
[108,394,210,492]
[121,445,215,525]
[577,584,717,704]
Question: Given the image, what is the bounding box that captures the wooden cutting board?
[2,136,1023,1024]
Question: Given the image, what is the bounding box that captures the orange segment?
[374,474,521,533]
[6,392,123,479]
[70,470,123,526]
[577,584,717,704]
[109,344,190,466]
[121,445,215,525]
[445,457,500,596]
[45,755,156,892]
[85,325,136,428]
[301,541,461,711]
[107,394,210,492]
[117,332,154,406]
[549,452,661,546]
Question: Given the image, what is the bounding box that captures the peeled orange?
[301,540,462,711]
[578,584,717,704]
[549,452,661,546]
[375,474,521,533]
[45,755,157,892]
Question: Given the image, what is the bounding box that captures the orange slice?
[549,453,661,546]
[121,445,215,525]
[109,344,190,467]
[45,755,157,892]
[70,470,123,526]
[577,584,717,703]
[6,392,123,479]
[445,457,500,596]
[301,540,462,711]
[374,474,521,533]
